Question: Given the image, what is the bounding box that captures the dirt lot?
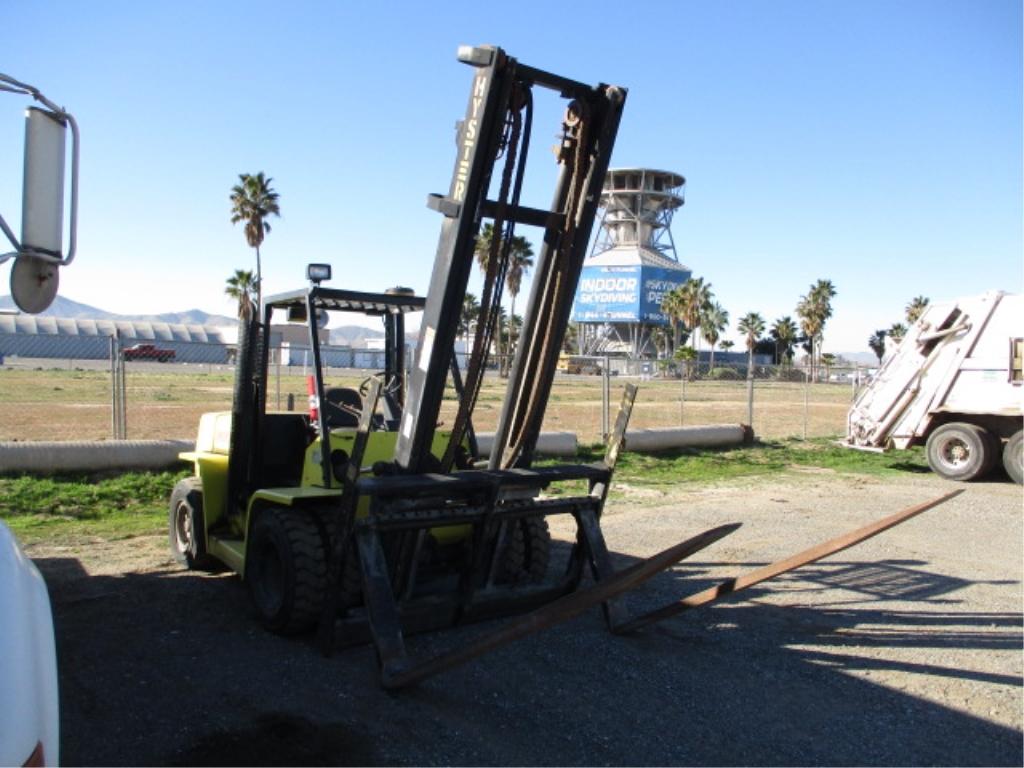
[0,366,853,444]
[28,471,1022,766]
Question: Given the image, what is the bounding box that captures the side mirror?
[1,74,79,313]
[22,107,68,258]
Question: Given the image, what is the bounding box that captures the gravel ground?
[28,470,1022,766]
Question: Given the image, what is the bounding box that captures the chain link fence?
[0,334,869,445]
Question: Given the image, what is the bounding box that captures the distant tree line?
[652,277,839,379]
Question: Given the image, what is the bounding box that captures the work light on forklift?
[306,263,331,284]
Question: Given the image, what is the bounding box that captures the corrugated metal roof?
[0,314,231,342]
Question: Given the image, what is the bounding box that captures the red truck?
[123,343,175,362]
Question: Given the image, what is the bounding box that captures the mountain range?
[0,294,238,327]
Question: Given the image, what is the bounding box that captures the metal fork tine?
[615,490,963,635]
[381,522,742,690]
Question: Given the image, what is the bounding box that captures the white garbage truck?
[846,290,1023,484]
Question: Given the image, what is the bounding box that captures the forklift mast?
[395,45,626,473]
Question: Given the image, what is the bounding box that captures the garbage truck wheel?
[247,508,327,634]
[926,423,993,482]
[1003,430,1023,485]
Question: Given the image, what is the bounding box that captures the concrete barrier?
[474,431,578,459]
[623,424,753,452]
[0,432,581,473]
[0,425,750,474]
[0,440,194,474]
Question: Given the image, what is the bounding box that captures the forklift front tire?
[247,508,328,635]
[169,478,218,571]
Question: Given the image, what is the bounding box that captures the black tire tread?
[926,422,992,482]
[169,477,219,571]
[316,510,363,608]
[499,517,551,584]
[251,507,328,634]
[1003,430,1023,485]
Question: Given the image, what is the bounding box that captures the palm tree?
[795,293,820,365]
[868,329,887,364]
[648,327,669,359]
[507,313,523,351]
[505,238,534,358]
[888,322,908,344]
[660,287,685,354]
[820,352,837,381]
[224,269,257,320]
[701,302,729,371]
[678,277,713,351]
[770,315,799,366]
[229,172,280,310]
[460,293,480,348]
[905,295,929,325]
[737,312,766,374]
[674,346,698,380]
[562,321,579,353]
[473,222,497,271]
[796,279,837,381]
[472,223,502,360]
[473,223,534,363]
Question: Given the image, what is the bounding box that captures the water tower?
[572,168,691,356]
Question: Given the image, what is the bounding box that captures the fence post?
[601,356,610,442]
[119,344,127,439]
[109,335,118,439]
[803,369,810,440]
[275,345,281,410]
[680,371,686,426]
[746,370,754,429]
[109,332,127,440]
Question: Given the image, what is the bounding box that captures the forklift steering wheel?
[360,372,400,399]
[359,373,383,398]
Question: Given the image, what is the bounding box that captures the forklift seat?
[260,413,310,487]
[323,387,363,429]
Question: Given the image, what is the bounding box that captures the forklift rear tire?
[247,508,327,635]
[1003,430,1023,485]
[168,477,219,571]
[925,423,994,482]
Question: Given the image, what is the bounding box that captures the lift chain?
[442,82,529,470]
[501,101,591,468]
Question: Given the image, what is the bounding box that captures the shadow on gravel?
[33,551,1024,767]
[168,713,376,767]
[681,557,1017,603]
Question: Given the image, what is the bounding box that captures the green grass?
[1,439,928,544]
[574,437,929,487]
[0,469,190,543]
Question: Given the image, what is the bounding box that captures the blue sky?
[1,0,1020,352]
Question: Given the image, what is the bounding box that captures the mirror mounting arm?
[0,73,79,267]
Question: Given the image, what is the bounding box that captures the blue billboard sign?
[572,264,690,325]
[572,265,640,322]
[638,266,691,323]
